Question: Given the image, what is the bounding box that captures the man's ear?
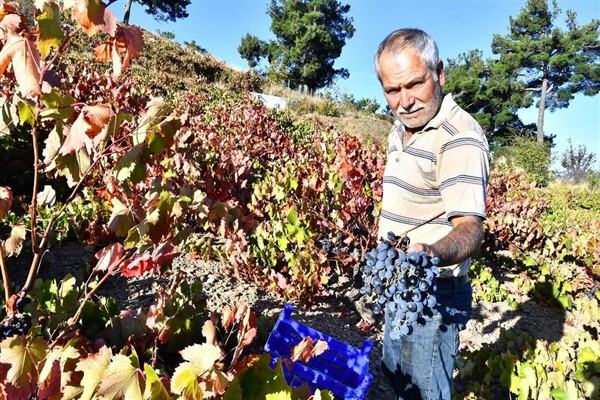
[437,59,446,86]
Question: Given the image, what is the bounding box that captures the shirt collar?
[422,93,456,131]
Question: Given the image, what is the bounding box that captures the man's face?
[378,47,445,132]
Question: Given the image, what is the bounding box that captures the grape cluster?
[1,297,33,340]
[360,232,440,338]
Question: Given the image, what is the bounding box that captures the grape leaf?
[59,104,111,155]
[0,34,41,97]
[94,25,143,78]
[96,352,144,400]
[0,335,47,388]
[37,184,57,206]
[75,345,112,400]
[202,320,218,346]
[94,242,124,272]
[170,366,203,400]
[0,185,12,219]
[108,197,134,237]
[54,148,92,187]
[36,0,64,57]
[290,337,328,363]
[67,0,117,36]
[143,363,172,400]
[180,343,222,375]
[115,143,145,184]
[3,224,26,257]
[120,253,156,278]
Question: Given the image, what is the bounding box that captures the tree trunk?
[536,78,548,143]
[123,0,133,25]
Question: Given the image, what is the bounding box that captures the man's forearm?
[430,216,484,267]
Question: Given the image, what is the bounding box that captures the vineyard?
[0,2,599,399]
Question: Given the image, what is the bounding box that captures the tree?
[444,49,535,143]
[238,34,269,69]
[239,0,355,91]
[560,139,597,183]
[122,0,191,25]
[491,0,599,143]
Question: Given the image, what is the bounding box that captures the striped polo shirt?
[378,94,490,278]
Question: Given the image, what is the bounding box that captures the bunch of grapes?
[1,297,33,340]
[360,232,440,338]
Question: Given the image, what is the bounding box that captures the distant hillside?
[125,30,392,144]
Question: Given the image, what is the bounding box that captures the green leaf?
[143,363,172,400]
[36,1,64,57]
[108,198,134,237]
[287,207,298,225]
[17,99,36,126]
[115,144,146,184]
[578,347,598,364]
[550,388,568,400]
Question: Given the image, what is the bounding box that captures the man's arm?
[409,215,484,267]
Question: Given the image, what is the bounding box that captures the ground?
[6,242,583,399]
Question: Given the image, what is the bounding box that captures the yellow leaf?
[180,343,222,375]
[97,353,144,400]
[0,336,47,388]
[171,364,203,399]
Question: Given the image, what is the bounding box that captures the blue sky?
[110,0,599,169]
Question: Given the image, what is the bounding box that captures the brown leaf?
[221,305,234,331]
[290,337,328,363]
[93,41,112,63]
[69,0,116,36]
[202,320,218,346]
[240,327,256,347]
[0,34,41,97]
[4,224,26,257]
[116,25,143,68]
[59,104,111,155]
[0,185,12,219]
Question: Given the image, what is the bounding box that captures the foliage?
[492,133,553,186]
[491,0,600,142]
[239,0,355,91]
[455,327,600,399]
[559,139,598,184]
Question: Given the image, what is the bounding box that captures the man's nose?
[399,89,415,111]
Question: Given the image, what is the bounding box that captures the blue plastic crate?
[264,304,373,400]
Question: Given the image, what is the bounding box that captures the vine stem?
[0,245,10,303]
[49,258,125,348]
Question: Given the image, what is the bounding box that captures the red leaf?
[120,253,156,277]
[94,243,124,272]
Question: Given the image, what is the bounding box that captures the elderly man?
[373,28,490,399]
